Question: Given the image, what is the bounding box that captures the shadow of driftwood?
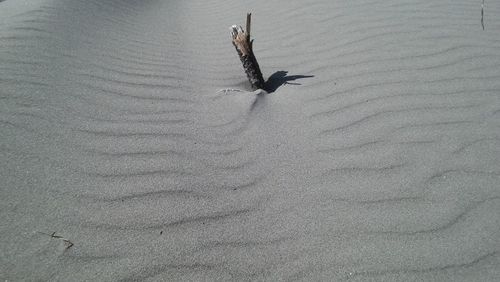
[265,71,314,93]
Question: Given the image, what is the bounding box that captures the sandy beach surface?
[1,0,500,281]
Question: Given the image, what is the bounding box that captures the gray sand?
[1,0,499,281]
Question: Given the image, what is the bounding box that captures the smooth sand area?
[1,0,500,281]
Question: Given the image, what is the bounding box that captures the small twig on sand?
[37,231,74,250]
[62,239,74,249]
[481,0,485,30]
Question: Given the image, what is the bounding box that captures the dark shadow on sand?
[265,71,314,93]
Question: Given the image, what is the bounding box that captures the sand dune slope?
[1,0,500,280]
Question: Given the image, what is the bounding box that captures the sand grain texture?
[1,0,500,281]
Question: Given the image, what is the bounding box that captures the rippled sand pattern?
[1,0,500,281]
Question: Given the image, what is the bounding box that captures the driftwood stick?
[230,13,265,90]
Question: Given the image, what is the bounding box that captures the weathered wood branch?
[230,13,265,90]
